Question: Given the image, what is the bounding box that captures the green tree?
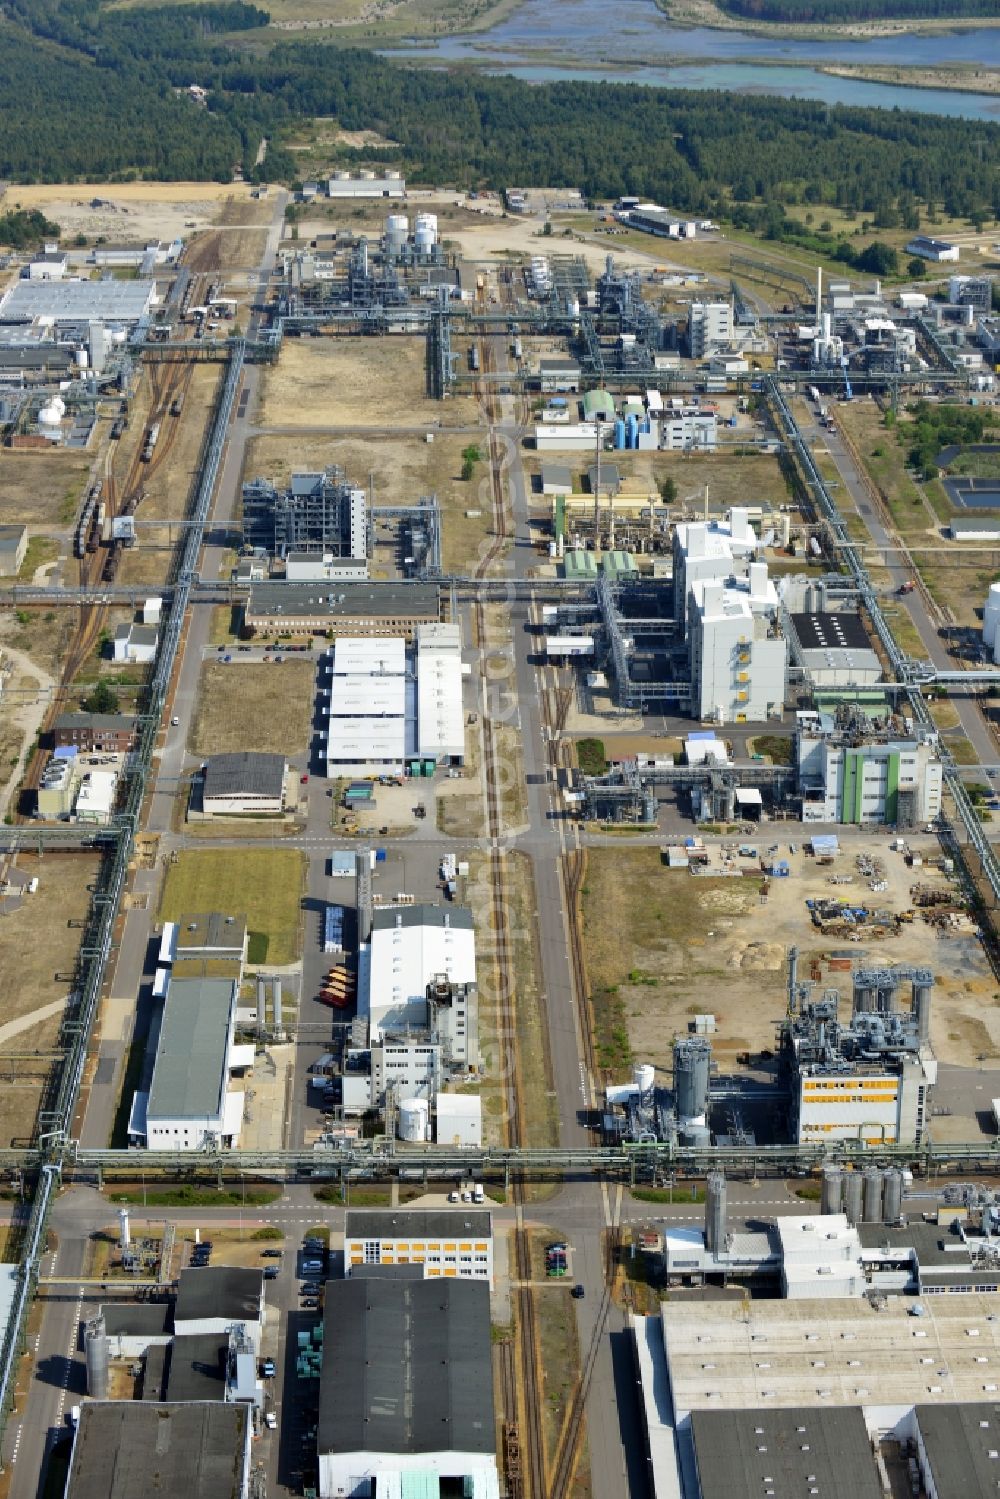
[83,680,120,715]
[907,257,926,279]
[461,444,481,481]
[659,476,678,505]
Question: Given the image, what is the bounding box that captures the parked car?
[264,1412,277,1430]
[571,1284,585,1299]
[261,1249,283,1259]
[301,1281,323,1295]
[171,716,180,726]
[261,1359,276,1378]
[301,1297,320,1310]
[264,1267,279,1280]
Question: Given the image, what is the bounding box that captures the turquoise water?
[388,0,1000,120]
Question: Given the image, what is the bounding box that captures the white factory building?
[326,171,405,198]
[795,1053,936,1147]
[797,717,943,826]
[324,628,465,778]
[688,299,734,357]
[672,509,758,623]
[362,904,476,1045]
[688,562,786,724]
[129,976,252,1150]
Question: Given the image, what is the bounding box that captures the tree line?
[0,0,997,234]
[715,0,998,22]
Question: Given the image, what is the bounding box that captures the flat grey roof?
[541,462,573,489]
[318,1278,495,1458]
[175,1266,263,1325]
[146,977,236,1123]
[371,902,473,934]
[346,1208,491,1240]
[858,1221,971,1269]
[66,1401,248,1499]
[691,1407,882,1499]
[916,1402,1000,1497]
[101,1302,173,1337]
[540,358,581,371]
[951,515,1000,533]
[0,524,26,549]
[247,581,439,620]
[163,1333,229,1402]
[203,752,285,800]
[0,278,155,324]
[174,912,247,954]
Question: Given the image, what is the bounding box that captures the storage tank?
[882,1168,904,1226]
[271,976,282,1031]
[38,398,65,426]
[85,1314,109,1399]
[385,214,409,257]
[705,1171,727,1255]
[843,1171,863,1227]
[673,1038,711,1127]
[399,1097,429,1143]
[821,1164,843,1216]
[862,1167,882,1224]
[626,413,639,450]
[414,213,438,253]
[118,1208,130,1249]
[613,419,626,450]
[632,1063,655,1097]
[75,348,89,370]
[985,584,1000,651]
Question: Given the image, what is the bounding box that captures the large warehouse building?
[66,1403,251,1499]
[0,278,157,328]
[244,581,440,639]
[317,1278,498,1499]
[323,626,465,778]
[363,903,477,1047]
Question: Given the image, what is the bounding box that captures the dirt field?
[185,227,269,274]
[581,833,993,1076]
[159,848,305,966]
[256,335,478,429]
[1,182,265,250]
[0,447,91,528]
[1,606,75,682]
[0,852,100,1146]
[190,660,315,757]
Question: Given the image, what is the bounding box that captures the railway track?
[16,356,197,817]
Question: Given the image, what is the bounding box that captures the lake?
[389,0,1000,120]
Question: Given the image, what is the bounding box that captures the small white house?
[113,623,158,664]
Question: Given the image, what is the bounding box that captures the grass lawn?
[159,848,305,965]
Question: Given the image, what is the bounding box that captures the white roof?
[222,1088,244,1143]
[368,914,476,1040]
[326,718,406,763]
[229,1044,257,1070]
[734,788,763,806]
[417,646,464,760]
[331,675,406,717]
[75,770,117,815]
[333,636,406,676]
[435,1092,482,1123]
[0,278,156,324]
[416,622,461,653]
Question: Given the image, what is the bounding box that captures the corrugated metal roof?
[690,1407,882,1499]
[0,279,156,324]
[318,1279,495,1458]
[248,581,439,620]
[65,1402,249,1499]
[203,752,285,800]
[146,977,237,1123]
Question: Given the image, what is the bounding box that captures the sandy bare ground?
[0,642,55,818]
[0,182,262,251]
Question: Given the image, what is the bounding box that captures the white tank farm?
[985,582,1000,653]
[398,1096,430,1142]
[414,213,438,253]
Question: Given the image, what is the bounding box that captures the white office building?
[688,563,786,724]
[798,723,943,826]
[660,410,718,451]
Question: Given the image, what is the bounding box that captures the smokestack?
[912,971,933,1044]
[816,265,823,324]
[118,1208,130,1250]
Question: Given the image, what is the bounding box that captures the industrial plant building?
[0,278,157,328]
[323,626,464,779]
[242,469,367,566]
[198,752,287,818]
[317,1277,498,1499]
[326,171,405,198]
[343,1209,493,1283]
[790,612,883,689]
[129,974,252,1150]
[797,712,943,826]
[687,563,786,724]
[244,581,440,639]
[53,712,137,754]
[65,1403,252,1499]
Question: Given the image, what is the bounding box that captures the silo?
[385,214,409,257]
[414,213,438,254]
[632,1063,655,1098]
[256,975,267,1038]
[118,1208,130,1250]
[705,1171,728,1255]
[821,1165,843,1216]
[843,1171,863,1227]
[862,1167,882,1224]
[85,1314,109,1400]
[673,1038,711,1128]
[882,1168,904,1226]
[271,976,282,1031]
[613,419,626,451]
[984,583,1000,652]
[912,972,933,1044]
[399,1097,429,1143]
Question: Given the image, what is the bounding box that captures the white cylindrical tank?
[414,213,438,254]
[118,1208,131,1249]
[398,1097,429,1143]
[75,348,89,370]
[984,583,1000,650]
[39,397,65,426]
[385,214,409,257]
[632,1063,655,1096]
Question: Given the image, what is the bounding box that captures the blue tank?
[613,419,626,450]
[626,414,639,449]
[641,418,651,434]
